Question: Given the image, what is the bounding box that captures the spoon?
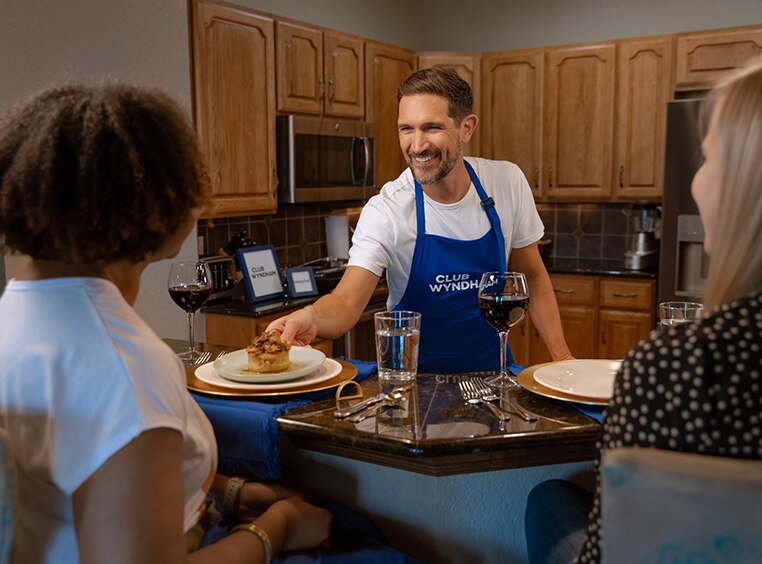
[349,388,408,423]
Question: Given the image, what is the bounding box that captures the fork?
[215,349,229,359]
[459,380,508,424]
[193,351,211,365]
[473,378,537,422]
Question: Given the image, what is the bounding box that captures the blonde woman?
[525,58,762,563]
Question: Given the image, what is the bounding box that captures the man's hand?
[266,306,318,346]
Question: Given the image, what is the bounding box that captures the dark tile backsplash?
[199,201,643,267]
[536,202,642,261]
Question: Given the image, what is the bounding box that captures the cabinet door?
[614,37,674,201]
[675,27,762,91]
[276,21,323,115]
[190,0,277,217]
[324,31,365,118]
[418,52,482,157]
[544,44,616,200]
[599,309,652,360]
[529,304,598,363]
[365,42,417,187]
[481,49,543,197]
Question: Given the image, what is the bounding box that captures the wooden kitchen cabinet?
[544,43,616,200]
[481,49,544,198]
[613,37,674,201]
[365,41,417,188]
[598,277,655,359]
[418,52,482,157]
[512,274,654,365]
[276,21,365,118]
[189,0,278,217]
[205,311,334,357]
[675,26,762,91]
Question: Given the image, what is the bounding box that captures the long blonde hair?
[703,59,762,310]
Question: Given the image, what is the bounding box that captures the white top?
[349,157,544,307]
[0,277,216,564]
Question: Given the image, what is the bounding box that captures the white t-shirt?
[0,277,216,564]
[349,157,544,308]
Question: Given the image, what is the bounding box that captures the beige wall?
[416,0,762,51]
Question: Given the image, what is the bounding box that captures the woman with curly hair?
[0,83,330,563]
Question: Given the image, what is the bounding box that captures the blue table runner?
[192,359,377,480]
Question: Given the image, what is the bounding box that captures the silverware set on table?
[189,349,228,366]
[334,386,411,423]
[459,378,537,423]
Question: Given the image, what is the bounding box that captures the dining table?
[169,337,606,563]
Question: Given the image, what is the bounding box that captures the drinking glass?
[168,260,213,362]
[374,311,421,385]
[478,271,529,390]
[659,301,704,328]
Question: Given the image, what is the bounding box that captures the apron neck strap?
[413,160,507,271]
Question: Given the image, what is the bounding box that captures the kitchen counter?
[203,282,390,318]
[277,372,600,476]
[544,257,657,278]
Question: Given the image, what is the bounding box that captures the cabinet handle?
[619,165,624,188]
[612,291,637,298]
[554,287,575,294]
[533,167,539,189]
[601,331,606,344]
[548,166,553,188]
[328,78,335,102]
[319,75,325,101]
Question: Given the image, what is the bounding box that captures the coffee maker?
[624,205,659,270]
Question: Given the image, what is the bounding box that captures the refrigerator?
[658,99,710,304]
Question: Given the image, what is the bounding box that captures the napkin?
[568,402,606,424]
[191,359,377,480]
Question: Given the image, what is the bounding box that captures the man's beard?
[408,141,461,185]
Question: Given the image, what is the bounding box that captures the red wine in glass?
[478,271,529,390]
[478,293,529,332]
[168,285,213,313]
[168,261,213,362]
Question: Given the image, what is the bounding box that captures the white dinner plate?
[532,359,622,400]
[196,357,341,390]
[212,347,326,384]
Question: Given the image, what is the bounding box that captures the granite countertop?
[277,372,601,476]
[544,257,657,278]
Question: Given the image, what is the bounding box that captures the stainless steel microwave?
[276,115,375,203]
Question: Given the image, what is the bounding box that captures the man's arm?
[509,243,574,361]
[268,266,380,344]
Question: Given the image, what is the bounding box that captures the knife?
[334,392,386,419]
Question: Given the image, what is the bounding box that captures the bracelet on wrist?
[221,476,247,515]
[231,522,272,563]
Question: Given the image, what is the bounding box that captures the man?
[268,67,572,373]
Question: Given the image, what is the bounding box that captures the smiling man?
[269,66,572,373]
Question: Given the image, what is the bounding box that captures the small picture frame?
[285,267,319,298]
[235,245,285,303]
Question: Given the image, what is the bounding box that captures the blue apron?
[394,161,514,374]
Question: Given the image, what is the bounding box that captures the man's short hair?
[397,66,473,124]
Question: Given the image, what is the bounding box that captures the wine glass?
[168,260,213,363]
[478,271,529,390]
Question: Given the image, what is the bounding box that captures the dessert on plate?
[246,330,291,373]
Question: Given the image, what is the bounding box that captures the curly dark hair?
[397,66,473,124]
[0,82,209,264]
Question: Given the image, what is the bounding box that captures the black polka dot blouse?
[577,290,762,562]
